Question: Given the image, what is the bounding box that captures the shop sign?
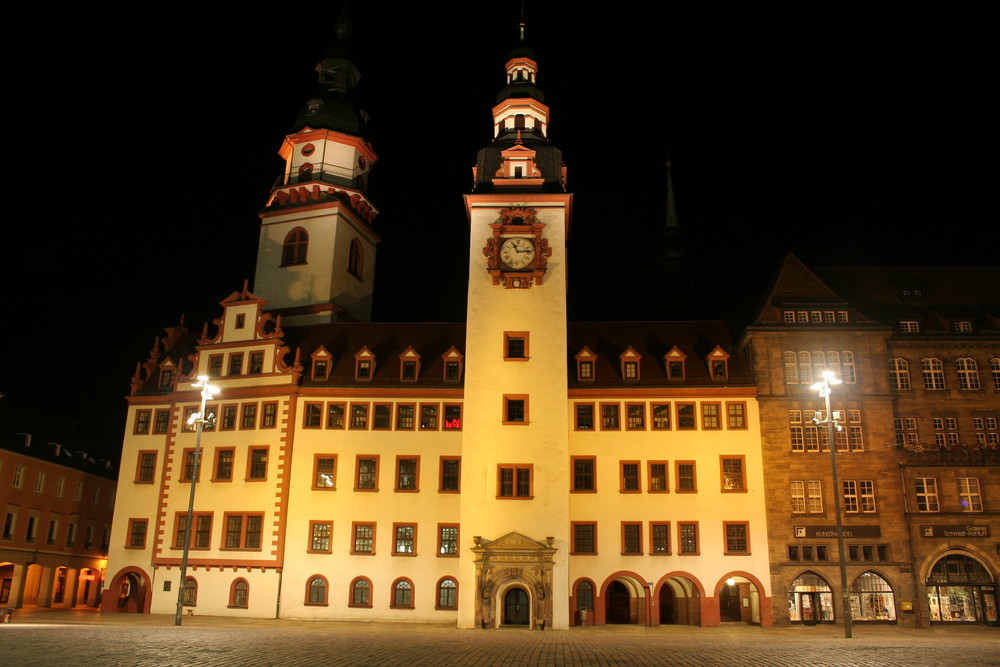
[794,525,882,539]
[920,525,991,538]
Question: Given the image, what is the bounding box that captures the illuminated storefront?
[788,572,834,623]
[926,554,998,625]
[850,571,895,622]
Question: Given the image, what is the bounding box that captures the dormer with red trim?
[399,346,421,382]
[706,345,730,381]
[619,346,642,383]
[665,346,687,381]
[574,347,596,383]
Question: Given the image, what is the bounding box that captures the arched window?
[350,577,372,608]
[230,578,249,608]
[889,358,910,390]
[282,227,308,266]
[348,238,363,279]
[850,571,896,621]
[298,162,314,183]
[956,358,981,390]
[391,578,413,609]
[306,575,328,606]
[182,577,197,606]
[922,358,945,390]
[436,577,457,610]
[784,351,798,384]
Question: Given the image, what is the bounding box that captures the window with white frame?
[843,480,876,513]
[956,358,981,390]
[889,358,911,390]
[791,480,823,513]
[899,321,920,333]
[915,478,939,512]
[932,417,960,447]
[992,359,1000,389]
[784,351,798,384]
[921,358,945,390]
[841,351,856,383]
[894,417,919,446]
[958,477,983,512]
[953,320,973,333]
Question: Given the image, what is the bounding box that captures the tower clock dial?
[499,237,535,269]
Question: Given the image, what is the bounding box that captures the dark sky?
[2,4,993,459]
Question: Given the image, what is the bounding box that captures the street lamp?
[175,376,219,626]
[810,370,852,639]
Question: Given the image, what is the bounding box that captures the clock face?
[499,237,535,269]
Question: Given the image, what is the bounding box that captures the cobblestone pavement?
[2,609,998,667]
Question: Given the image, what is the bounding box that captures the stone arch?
[471,532,556,629]
[101,566,152,613]
[713,571,771,625]
[654,570,706,626]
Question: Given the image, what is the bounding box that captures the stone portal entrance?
[472,532,556,629]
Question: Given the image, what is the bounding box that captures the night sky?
[2,4,993,460]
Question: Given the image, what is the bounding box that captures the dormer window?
[354,347,376,382]
[953,321,973,333]
[899,321,920,333]
[575,347,597,383]
[665,346,687,381]
[706,346,731,381]
[399,347,421,382]
[441,347,464,383]
[235,314,246,329]
[619,347,642,383]
[159,368,173,389]
[310,346,332,382]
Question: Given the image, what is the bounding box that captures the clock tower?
[459,26,574,630]
[252,9,380,325]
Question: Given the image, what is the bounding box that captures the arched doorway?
[606,581,632,624]
[788,572,834,624]
[658,576,701,625]
[926,553,998,625]
[717,575,762,624]
[503,587,530,626]
[104,570,148,613]
[0,563,14,605]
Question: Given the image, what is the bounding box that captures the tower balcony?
[278,162,366,190]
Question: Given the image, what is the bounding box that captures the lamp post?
[811,370,852,638]
[175,376,218,626]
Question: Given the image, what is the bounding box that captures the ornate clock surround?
[482,207,552,289]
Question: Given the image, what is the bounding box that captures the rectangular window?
[240,403,257,429]
[651,522,670,554]
[445,360,462,381]
[443,404,462,430]
[958,477,983,512]
[572,457,596,492]
[175,513,212,549]
[326,403,345,429]
[572,522,596,554]
[65,522,76,547]
[356,456,379,491]
[182,406,198,432]
[154,410,170,434]
[504,332,529,360]
[438,524,459,556]
[249,351,264,374]
[626,403,645,430]
[575,403,595,430]
[228,353,243,376]
[623,360,639,381]
[314,456,336,489]
[648,461,668,492]
[372,403,392,430]
[25,516,38,544]
[309,521,332,553]
[247,448,268,480]
[498,465,532,498]
[791,481,824,513]
[223,514,263,550]
[356,358,372,380]
[727,402,747,429]
[2,512,16,541]
[600,403,620,430]
[136,451,157,483]
[214,448,234,481]
[181,449,199,482]
[134,409,151,434]
[677,403,696,430]
[701,403,721,429]
[720,456,746,492]
[393,523,416,555]
[843,480,859,513]
[622,522,642,555]
[396,457,419,492]
[915,478,939,512]
[419,404,439,430]
[440,457,460,492]
[208,354,223,378]
[401,359,417,381]
[221,404,238,430]
[352,523,375,554]
[396,404,415,430]
[676,461,696,493]
[679,522,698,554]
[620,461,640,492]
[261,402,278,428]
[651,403,672,430]
[46,519,59,546]
[350,403,369,429]
[503,395,528,424]
[724,522,749,554]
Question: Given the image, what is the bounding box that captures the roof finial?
[519,2,526,42]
